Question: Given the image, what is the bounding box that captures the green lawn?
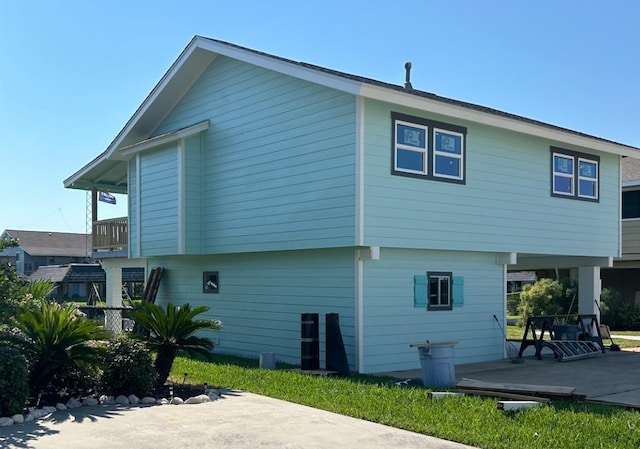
[169,354,640,449]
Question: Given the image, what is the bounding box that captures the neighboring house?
[601,157,640,305]
[64,36,640,374]
[27,263,145,301]
[0,229,91,276]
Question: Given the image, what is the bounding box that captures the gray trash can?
[410,341,458,388]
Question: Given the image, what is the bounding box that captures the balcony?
[92,217,128,253]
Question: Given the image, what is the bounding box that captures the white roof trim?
[118,120,209,158]
[196,38,363,95]
[67,36,639,190]
[622,180,640,188]
[358,84,638,157]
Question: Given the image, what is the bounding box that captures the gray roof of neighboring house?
[507,271,537,282]
[1,229,91,258]
[622,157,640,182]
[28,264,145,283]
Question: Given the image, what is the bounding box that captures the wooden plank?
[457,378,576,396]
[498,401,545,411]
[457,389,550,403]
[428,392,465,399]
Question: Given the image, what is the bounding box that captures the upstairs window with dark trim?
[392,112,466,184]
[551,147,599,201]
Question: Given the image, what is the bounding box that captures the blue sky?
[1,0,638,233]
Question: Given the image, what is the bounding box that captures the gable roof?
[1,229,90,258]
[28,264,145,284]
[64,36,640,193]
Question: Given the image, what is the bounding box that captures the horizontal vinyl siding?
[363,99,620,257]
[154,57,357,254]
[622,220,640,257]
[362,248,504,373]
[139,145,179,256]
[149,248,356,368]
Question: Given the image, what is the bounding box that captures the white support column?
[578,266,601,317]
[101,260,123,333]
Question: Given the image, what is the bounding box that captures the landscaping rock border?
[0,388,221,428]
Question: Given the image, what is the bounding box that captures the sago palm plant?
[127,302,221,388]
[8,301,110,395]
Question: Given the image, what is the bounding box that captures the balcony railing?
[93,217,128,252]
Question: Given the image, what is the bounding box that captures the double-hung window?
[551,147,599,201]
[395,120,428,175]
[392,112,466,184]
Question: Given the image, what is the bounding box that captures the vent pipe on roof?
[404,62,413,90]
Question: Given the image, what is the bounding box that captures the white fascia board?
[359,84,639,157]
[622,180,640,188]
[65,38,210,187]
[118,120,209,158]
[195,38,363,95]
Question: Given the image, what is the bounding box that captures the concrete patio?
[387,347,640,408]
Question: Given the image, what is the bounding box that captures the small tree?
[518,278,567,322]
[0,263,27,325]
[128,302,221,388]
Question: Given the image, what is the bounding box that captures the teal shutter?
[452,276,464,307]
[414,275,427,307]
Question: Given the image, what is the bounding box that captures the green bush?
[518,278,562,320]
[0,345,29,416]
[101,336,156,397]
[518,278,576,323]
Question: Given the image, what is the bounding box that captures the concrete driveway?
[0,391,477,449]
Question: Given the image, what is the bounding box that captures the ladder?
[86,282,103,306]
[542,340,601,362]
[121,285,134,307]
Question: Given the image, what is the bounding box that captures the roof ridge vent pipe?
[404,62,413,90]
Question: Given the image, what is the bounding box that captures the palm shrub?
[7,301,110,396]
[17,280,56,305]
[0,345,29,416]
[127,302,221,388]
[101,335,156,397]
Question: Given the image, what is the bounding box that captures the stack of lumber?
[456,378,585,402]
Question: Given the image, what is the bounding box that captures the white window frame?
[433,128,464,181]
[427,271,452,310]
[577,157,598,200]
[552,153,575,196]
[394,119,428,176]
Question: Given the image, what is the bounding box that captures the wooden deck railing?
[92,217,128,251]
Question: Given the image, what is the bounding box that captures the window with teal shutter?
[414,274,464,309]
[414,275,427,307]
[452,276,464,307]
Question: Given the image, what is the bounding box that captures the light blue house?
[64,36,640,373]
